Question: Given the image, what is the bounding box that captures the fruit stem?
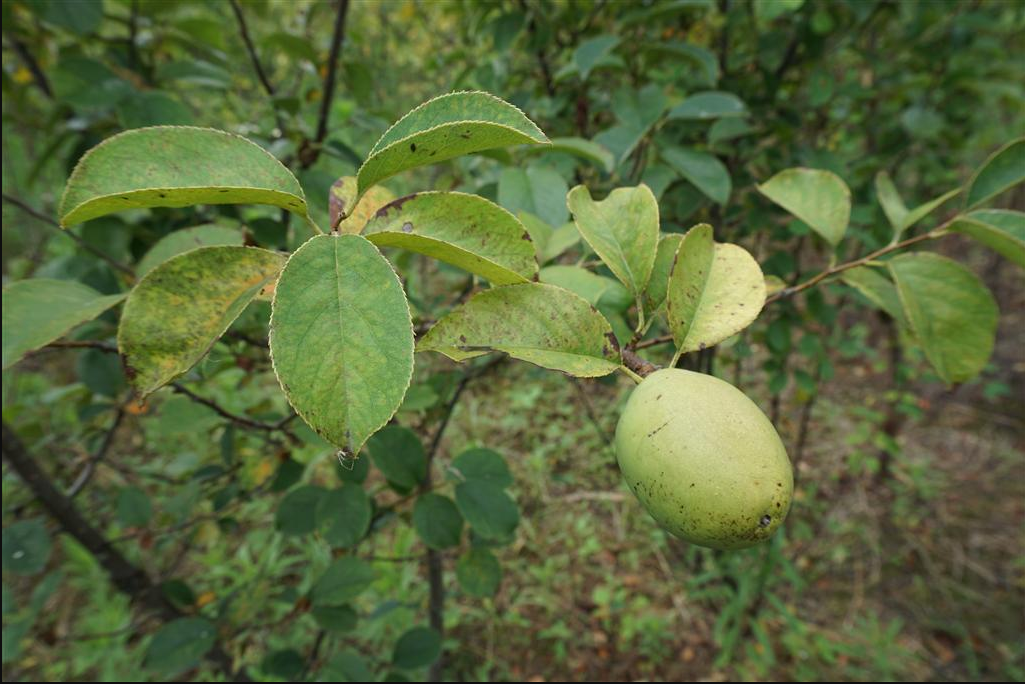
[619,365,644,384]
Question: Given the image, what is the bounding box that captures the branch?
[419,356,502,682]
[2,193,135,277]
[170,383,296,436]
[764,227,947,305]
[631,226,951,352]
[301,0,350,168]
[229,0,276,96]
[40,342,296,438]
[1,422,247,681]
[2,29,52,98]
[228,0,286,135]
[66,401,128,499]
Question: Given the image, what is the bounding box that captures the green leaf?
[874,171,908,234]
[59,127,307,227]
[902,190,961,236]
[667,91,746,120]
[52,56,132,110]
[966,138,1025,208]
[270,235,414,455]
[948,209,1025,268]
[666,224,765,354]
[312,605,358,633]
[312,557,376,607]
[877,172,961,239]
[593,84,667,164]
[456,548,502,598]
[366,426,427,492]
[117,91,194,129]
[542,223,582,263]
[661,147,731,204]
[889,253,998,384]
[2,519,51,575]
[449,448,513,487]
[34,0,104,34]
[119,246,285,397]
[646,41,719,85]
[527,137,614,173]
[2,279,124,369]
[841,266,907,326]
[328,176,397,235]
[708,117,755,144]
[276,485,328,536]
[317,486,372,548]
[363,192,537,285]
[418,283,621,377]
[392,627,443,669]
[539,266,619,306]
[499,166,569,228]
[262,650,304,679]
[566,185,659,298]
[412,494,464,550]
[455,481,519,540]
[755,0,804,21]
[573,35,621,80]
[116,487,153,527]
[320,649,373,682]
[357,91,549,197]
[757,168,851,245]
[137,224,243,276]
[144,618,216,675]
[643,234,684,316]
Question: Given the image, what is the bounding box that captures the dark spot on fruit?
[758,515,771,527]
[409,143,417,152]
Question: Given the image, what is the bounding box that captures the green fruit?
[615,368,793,550]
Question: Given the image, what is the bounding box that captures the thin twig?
[420,356,502,682]
[229,0,276,96]
[40,341,297,438]
[228,0,287,135]
[67,401,128,499]
[302,0,350,168]
[2,193,135,276]
[1,423,248,681]
[170,383,295,435]
[765,227,947,304]
[2,30,52,98]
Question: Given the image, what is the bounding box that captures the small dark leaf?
[392,626,443,669]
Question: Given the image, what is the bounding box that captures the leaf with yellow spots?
[270,235,414,455]
[328,176,396,234]
[666,224,765,356]
[118,246,286,397]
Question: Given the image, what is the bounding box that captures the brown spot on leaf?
[374,193,421,219]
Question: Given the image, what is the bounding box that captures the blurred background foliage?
[2,0,1024,681]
